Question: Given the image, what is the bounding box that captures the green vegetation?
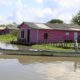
[0,34,17,43]
[48,19,64,23]
[72,11,80,25]
[32,43,75,52]
[0,29,18,43]
[10,30,18,37]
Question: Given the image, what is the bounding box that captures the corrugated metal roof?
[23,22,80,31]
[25,22,40,29]
[0,27,6,30]
[24,22,51,29]
[7,26,18,30]
[35,23,52,29]
[46,23,80,31]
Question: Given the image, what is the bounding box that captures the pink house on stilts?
[18,22,80,44]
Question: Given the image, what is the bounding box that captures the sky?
[0,0,80,24]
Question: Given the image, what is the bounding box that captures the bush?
[10,30,19,37]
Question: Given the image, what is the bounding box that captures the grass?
[0,34,17,43]
[32,44,75,52]
[0,34,77,52]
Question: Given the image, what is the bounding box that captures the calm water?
[0,42,31,50]
[0,55,80,80]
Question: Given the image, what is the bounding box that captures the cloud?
[45,0,80,23]
[30,7,52,18]
[57,14,72,23]
[0,15,13,24]
[0,0,14,5]
[23,5,53,22]
[0,16,5,21]
[14,0,54,23]
[54,0,80,8]
[15,0,23,23]
[0,0,80,24]
[34,0,44,3]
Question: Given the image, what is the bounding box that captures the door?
[74,32,78,41]
[27,29,30,43]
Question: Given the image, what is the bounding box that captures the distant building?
[18,22,80,44]
[0,24,18,35]
[6,24,19,33]
[0,27,9,35]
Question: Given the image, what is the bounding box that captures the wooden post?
[74,40,78,52]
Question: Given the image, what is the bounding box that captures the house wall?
[18,23,29,41]
[36,30,80,43]
[18,23,37,43]
[38,29,65,43]
[30,29,37,43]
[18,23,80,43]
[0,29,10,35]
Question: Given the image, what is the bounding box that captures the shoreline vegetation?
[0,34,17,43]
[0,34,80,57]
[0,48,80,57]
[0,34,77,49]
[32,44,75,51]
[0,34,76,51]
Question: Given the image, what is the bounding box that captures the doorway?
[27,29,30,43]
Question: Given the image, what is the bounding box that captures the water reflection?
[0,42,18,50]
[0,56,80,80]
[0,42,31,50]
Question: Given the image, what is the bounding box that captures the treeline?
[48,11,80,25]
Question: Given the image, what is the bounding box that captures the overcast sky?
[0,0,80,24]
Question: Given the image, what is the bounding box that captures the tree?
[48,19,63,23]
[72,11,80,25]
[11,29,18,37]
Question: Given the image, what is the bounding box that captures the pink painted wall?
[19,23,80,43]
[30,29,37,43]
[19,23,30,29]
[38,30,80,43]
[19,23,37,43]
[38,29,65,43]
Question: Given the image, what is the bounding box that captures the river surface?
[0,55,80,80]
[0,42,31,50]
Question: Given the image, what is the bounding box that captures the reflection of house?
[0,27,9,35]
[18,22,80,44]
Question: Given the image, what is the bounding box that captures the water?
[0,42,18,50]
[0,55,80,80]
[0,42,31,50]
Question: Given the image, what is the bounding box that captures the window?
[74,32,78,40]
[65,32,70,40]
[44,33,48,39]
[66,32,70,36]
[21,30,24,38]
